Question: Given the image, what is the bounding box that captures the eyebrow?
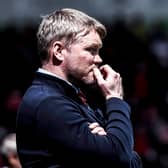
[87,43,102,49]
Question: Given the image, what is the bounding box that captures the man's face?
[63,29,103,85]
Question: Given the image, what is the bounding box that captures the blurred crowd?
[0,15,168,167]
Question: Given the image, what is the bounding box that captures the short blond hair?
[37,8,106,62]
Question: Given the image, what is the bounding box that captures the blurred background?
[0,0,168,167]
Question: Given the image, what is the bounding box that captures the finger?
[91,126,105,134]
[100,65,119,82]
[117,76,121,94]
[89,122,99,129]
[120,78,124,99]
[97,131,107,135]
[93,68,104,84]
[116,77,123,99]
[115,73,120,79]
[99,65,116,76]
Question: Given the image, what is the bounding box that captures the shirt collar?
[37,68,78,93]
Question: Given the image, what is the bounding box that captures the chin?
[84,77,96,85]
[80,73,95,86]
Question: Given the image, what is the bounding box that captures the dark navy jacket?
[16,72,142,168]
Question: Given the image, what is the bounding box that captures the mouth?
[91,65,99,72]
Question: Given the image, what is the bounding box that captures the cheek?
[73,57,91,69]
[66,50,94,73]
[80,54,94,66]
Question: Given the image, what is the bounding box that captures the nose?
[93,55,102,64]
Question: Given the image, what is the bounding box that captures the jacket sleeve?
[37,96,143,168]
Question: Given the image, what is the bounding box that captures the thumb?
[93,68,104,84]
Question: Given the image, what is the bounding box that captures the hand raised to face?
[93,65,123,100]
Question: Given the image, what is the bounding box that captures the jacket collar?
[34,71,83,104]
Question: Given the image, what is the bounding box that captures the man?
[16,8,142,168]
[1,133,22,168]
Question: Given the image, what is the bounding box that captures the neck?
[42,64,67,81]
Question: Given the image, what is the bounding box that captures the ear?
[52,41,64,61]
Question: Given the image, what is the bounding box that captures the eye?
[86,47,99,55]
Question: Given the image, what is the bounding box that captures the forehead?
[77,30,102,48]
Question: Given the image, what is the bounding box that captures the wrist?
[105,94,123,100]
